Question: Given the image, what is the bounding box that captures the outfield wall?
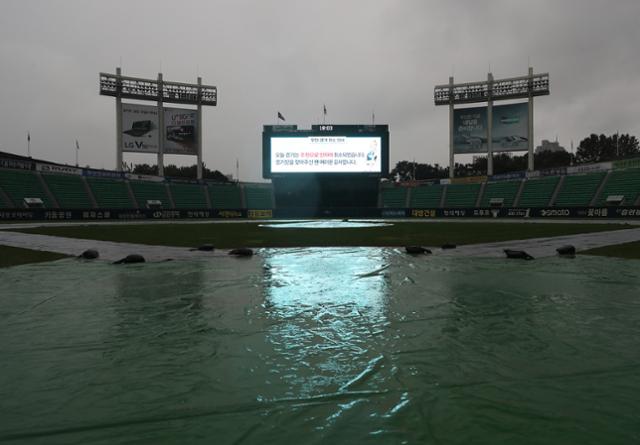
[2,206,640,221]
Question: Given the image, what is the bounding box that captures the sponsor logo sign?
[164,107,198,155]
[248,209,273,219]
[36,163,82,175]
[122,103,159,153]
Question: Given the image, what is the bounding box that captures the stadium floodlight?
[99,73,217,106]
[434,73,549,106]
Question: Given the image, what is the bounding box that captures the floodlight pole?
[528,66,534,172]
[487,72,494,177]
[197,76,203,180]
[157,72,165,177]
[116,67,123,171]
[449,76,454,179]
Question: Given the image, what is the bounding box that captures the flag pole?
[27,132,31,157]
[75,139,79,167]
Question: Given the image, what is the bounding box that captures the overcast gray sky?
[1,0,639,181]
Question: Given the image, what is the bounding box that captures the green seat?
[244,186,273,209]
[555,172,606,207]
[87,177,134,208]
[518,177,560,207]
[596,169,640,206]
[42,174,91,209]
[480,180,520,207]
[208,184,242,209]
[444,183,481,208]
[169,183,208,209]
[0,169,53,208]
[130,181,170,208]
[409,184,444,208]
[381,186,407,208]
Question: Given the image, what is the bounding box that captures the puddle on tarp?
[259,220,393,229]
[1,249,640,444]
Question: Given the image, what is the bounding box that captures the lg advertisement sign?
[121,104,197,155]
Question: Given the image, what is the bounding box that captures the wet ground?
[1,248,639,444]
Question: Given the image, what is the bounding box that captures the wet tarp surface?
[1,248,640,444]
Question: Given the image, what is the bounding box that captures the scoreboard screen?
[263,125,389,178]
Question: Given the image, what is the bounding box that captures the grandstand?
[0,169,54,208]
[87,177,135,208]
[42,173,92,209]
[444,183,481,208]
[130,181,171,209]
[169,183,209,209]
[2,151,640,219]
[554,172,606,207]
[517,176,560,207]
[409,184,444,208]
[208,183,243,209]
[480,180,520,207]
[244,185,273,209]
[381,186,407,208]
[595,168,640,206]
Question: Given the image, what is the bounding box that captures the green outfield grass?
[10,221,631,249]
[580,240,640,259]
[0,245,69,268]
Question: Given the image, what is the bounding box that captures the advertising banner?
[566,161,611,175]
[491,103,528,152]
[163,107,197,155]
[125,173,165,182]
[0,157,33,171]
[36,163,82,176]
[451,175,487,184]
[613,158,640,170]
[453,106,487,154]
[270,136,382,173]
[454,103,529,154]
[121,104,159,153]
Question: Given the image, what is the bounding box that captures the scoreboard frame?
[262,124,390,179]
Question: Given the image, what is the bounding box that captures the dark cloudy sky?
[1,0,639,181]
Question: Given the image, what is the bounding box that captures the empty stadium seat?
[517,176,560,207]
[596,169,640,206]
[244,186,273,209]
[444,183,481,208]
[42,173,92,208]
[130,181,170,208]
[554,172,606,207]
[0,169,53,208]
[380,186,407,208]
[480,180,520,207]
[87,177,134,208]
[169,183,208,209]
[409,184,444,208]
[208,183,242,209]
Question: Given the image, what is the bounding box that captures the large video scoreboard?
[262,124,389,178]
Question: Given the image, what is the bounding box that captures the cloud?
[0,0,639,179]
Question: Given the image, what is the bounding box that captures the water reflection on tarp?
[259,220,392,229]
[261,247,390,399]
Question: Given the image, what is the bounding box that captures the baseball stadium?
[1,67,640,445]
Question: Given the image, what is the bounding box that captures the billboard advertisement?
[453,106,487,154]
[492,103,529,152]
[454,103,528,154]
[163,107,197,155]
[121,105,197,155]
[270,136,382,173]
[122,104,159,153]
